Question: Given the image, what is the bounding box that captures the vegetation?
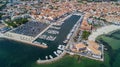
[5,18,28,28]
[115,2,120,6]
[14,18,28,24]
[5,21,17,28]
[0,13,3,19]
[82,31,91,40]
[92,16,107,22]
[77,0,84,3]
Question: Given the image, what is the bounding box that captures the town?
[0,0,120,64]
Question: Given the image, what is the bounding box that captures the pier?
[37,51,66,64]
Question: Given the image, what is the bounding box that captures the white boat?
[61,45,65,50]
[63,40,68,43]
[42,42,47,46]
[57,50,62,55]
[58,45,65,50]
[45,56,48,59]
[58,45,61,49]
[49,55,53,59]
[54,51,59,56]
[67,33,72,40]
[33,41,41,45]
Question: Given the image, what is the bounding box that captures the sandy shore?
[88,25,120,41]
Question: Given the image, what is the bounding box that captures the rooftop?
[87,40,101,55]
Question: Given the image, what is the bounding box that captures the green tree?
[82,31,91,40]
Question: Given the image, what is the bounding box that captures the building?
[71,43,86,52]
[71,40,102,59]
[87,40,101,59]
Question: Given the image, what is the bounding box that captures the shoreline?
[88,25,120,41]
[0,36,48,48]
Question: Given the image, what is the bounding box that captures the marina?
[35,14,83,63]
[39,34,57,41]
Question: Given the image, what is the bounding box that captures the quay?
[37,51,66,64]
[1,35,48,48]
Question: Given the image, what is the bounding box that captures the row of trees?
[73,30,91,42]
[5,18,28,28]
[92,16,107,22]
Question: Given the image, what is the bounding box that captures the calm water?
[0,15,81,67]
[97,30,120,67]
[35,15,81,60]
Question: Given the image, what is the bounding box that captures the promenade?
[88,25,120,41]
[1,34,48,48]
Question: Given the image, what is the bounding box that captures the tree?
[82,31,91,40]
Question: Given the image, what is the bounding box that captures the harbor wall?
[2,32,47,48]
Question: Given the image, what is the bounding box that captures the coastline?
[0,35,48,48]
[66,24,120,62]
[88,25,120,41]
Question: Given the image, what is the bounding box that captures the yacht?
[54,51,59,56]
[49,55,53,59]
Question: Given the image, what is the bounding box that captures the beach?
[88,25,120,41]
